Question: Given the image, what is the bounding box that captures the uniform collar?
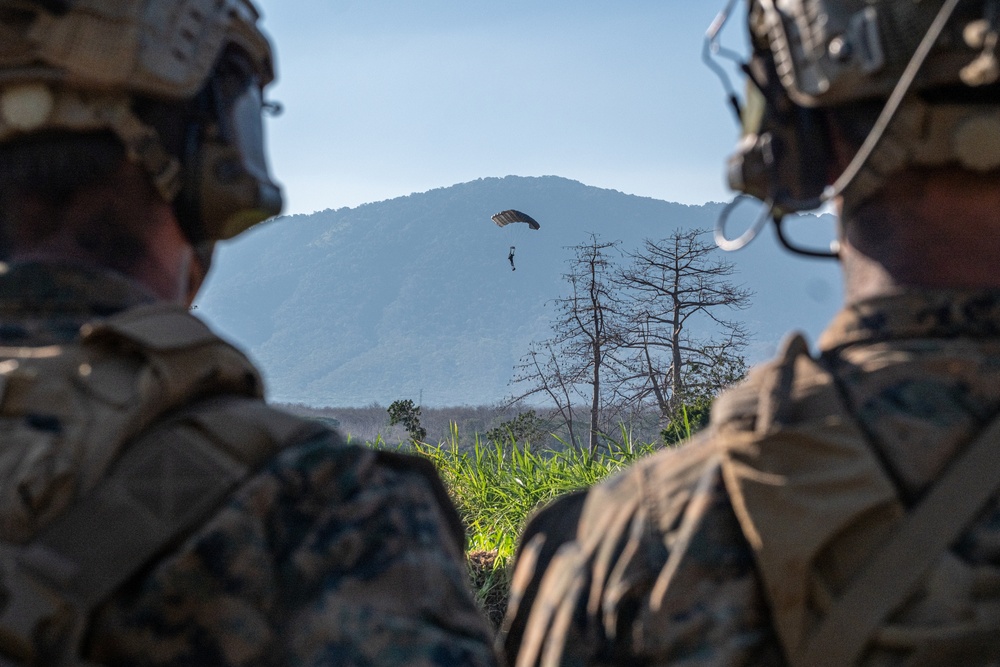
[819,288,1000,352]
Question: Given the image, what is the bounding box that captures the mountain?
[194,176,842,406]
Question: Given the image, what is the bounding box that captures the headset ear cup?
[171,116,206,243]
[199,140,281,240]
[729,41,833,214]
[169,65,282,243]
[784,106,832,205]
[192,50,282,240]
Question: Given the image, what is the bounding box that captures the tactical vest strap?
[81,304,223,351]
[0,396,322,666]
[0,303,328,665]
[177,396,327,469]
[796,413,1000,667]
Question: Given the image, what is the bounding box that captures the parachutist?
[490,210,538,271]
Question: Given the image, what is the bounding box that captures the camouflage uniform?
[503,288,1000,666]
[0,261,498,667]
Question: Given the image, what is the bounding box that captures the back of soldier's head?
[0,0,282,260]
[726,0,1000,220]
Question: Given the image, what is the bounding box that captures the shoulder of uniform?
[260,434,466,553]
[264,434,465,553]
[373,449,466,551]
[519,489,587,554]
[710,331,842,435]
[235,424,438,494]
[80,303,264,400]
[81,303,223,351]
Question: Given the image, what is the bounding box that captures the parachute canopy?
[491,209,540,230]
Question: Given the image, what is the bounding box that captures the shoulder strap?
[794,411,1000,667]
[717,334,1000,666]
[0,396,326,666]
[81,303,224,350]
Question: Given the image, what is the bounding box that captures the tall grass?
[365,423,666,626]
[411,423,659,569]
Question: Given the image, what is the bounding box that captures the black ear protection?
[727,48,832,220]
[173,48,283,245]
[718,33,839,258]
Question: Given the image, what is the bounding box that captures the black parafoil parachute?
[491,209,540,230]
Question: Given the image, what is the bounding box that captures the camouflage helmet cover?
[0,0,274,98]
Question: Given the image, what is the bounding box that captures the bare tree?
[508,230,752,449]
[507,235,628,454]
[618,229,752,427]
[507,341,579,450]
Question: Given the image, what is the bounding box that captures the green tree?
[485,410,547,445]
[659,396,713,445]
[388,399,427,443]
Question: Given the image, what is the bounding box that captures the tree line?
[506,228,752,454]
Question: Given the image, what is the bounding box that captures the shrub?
[387,399,427,443]
[484,409,546,445]
[660,398,713,445]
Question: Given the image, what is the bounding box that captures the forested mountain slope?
[195,176,840,406]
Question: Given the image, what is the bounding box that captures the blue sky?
[252,2,744,215]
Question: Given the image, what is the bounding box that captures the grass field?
[376,424,664,626]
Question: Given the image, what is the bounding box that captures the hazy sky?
[251,2,744,215]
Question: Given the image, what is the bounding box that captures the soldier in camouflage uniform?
[502,1,1000,665]
[0,1,496,665]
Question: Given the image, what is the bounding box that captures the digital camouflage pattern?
[503,288,1000,666]
[0,261,498,667]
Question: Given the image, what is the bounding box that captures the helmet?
[0,0,282,242]
[725,0,1000,221]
